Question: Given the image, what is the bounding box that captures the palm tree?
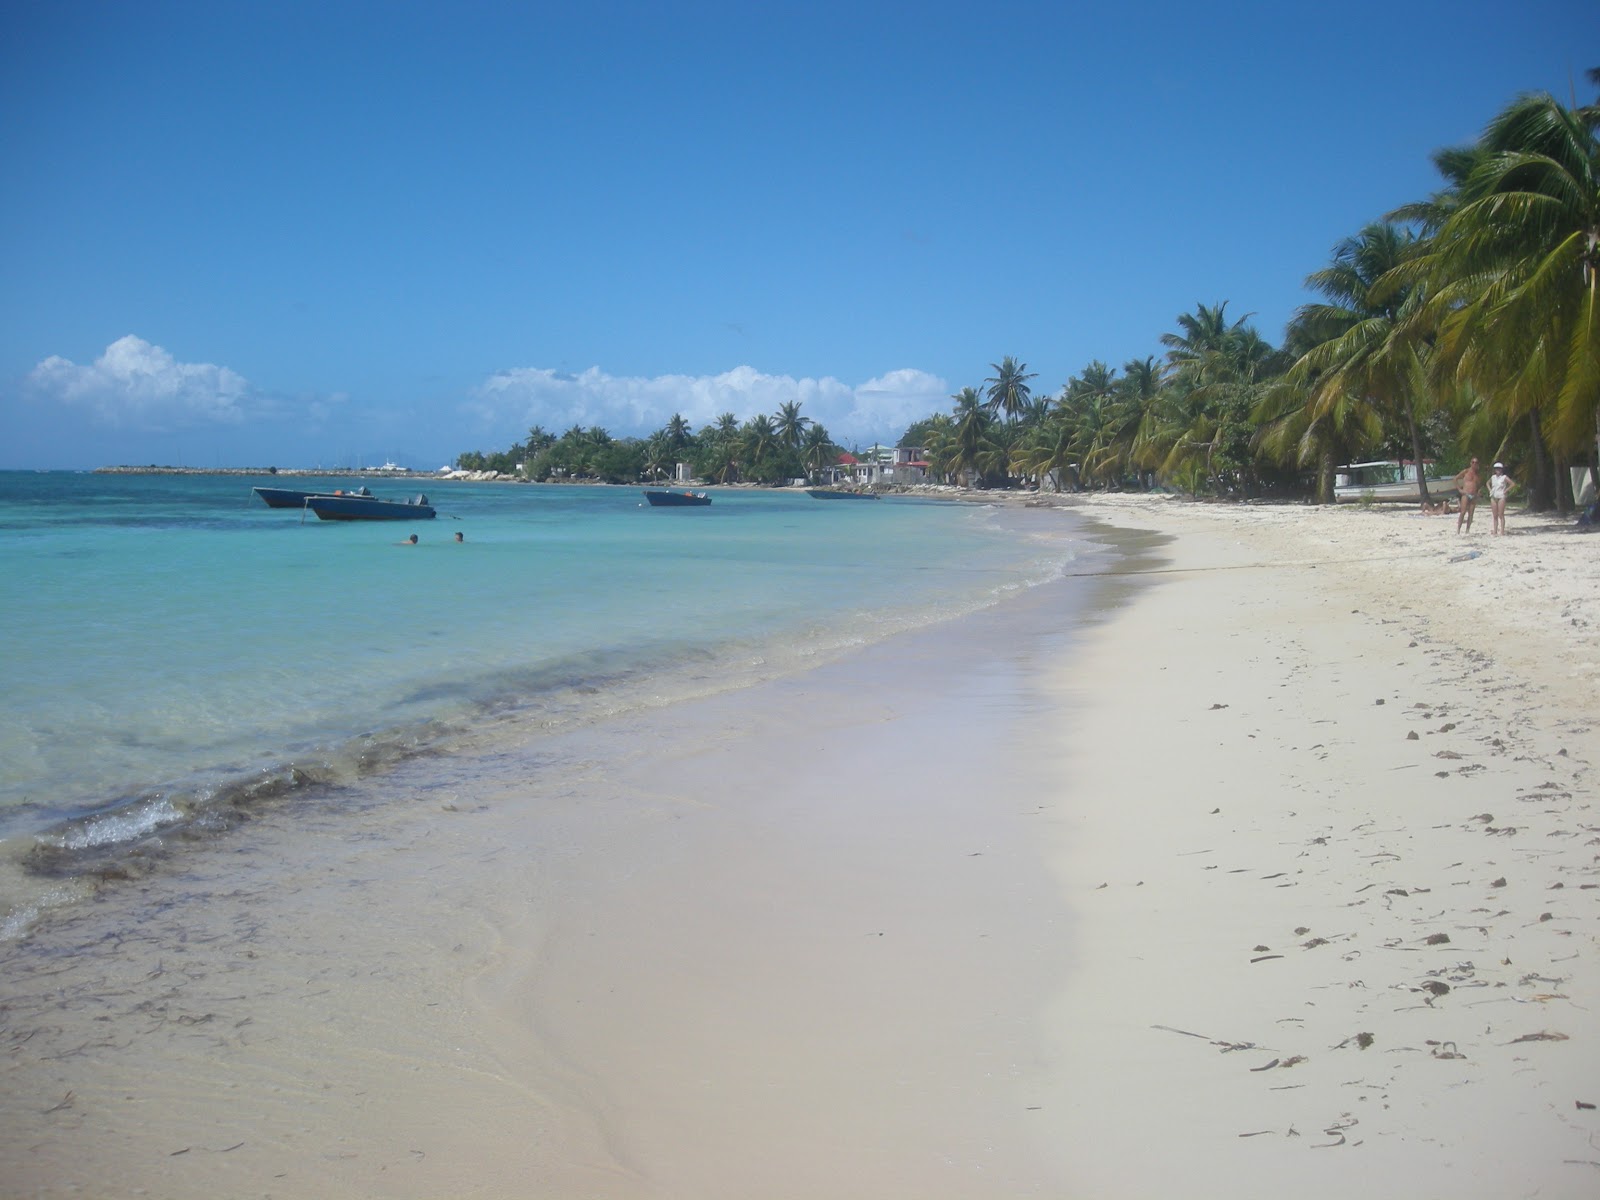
[1058,361,1133,487]
[774,400,811,450]
[1120,356,1169,487]
[1013,412,1077,492]
[642,433,673,482]
[743,413,779,472]
[1421,92,1600,490]
[949,387,999,485]
[663,413,692,453]
[1160,302,1251,381]
[983,356,1037,422]
[1254,314,1382,503]
[1290,222,1439,504]
[801,424,837,478]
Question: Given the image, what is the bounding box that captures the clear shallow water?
[0,471,1089,934]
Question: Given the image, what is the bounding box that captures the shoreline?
[1,495,1594,1196]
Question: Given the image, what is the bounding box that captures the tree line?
[455,401,843,486]
[461,81,1598,509]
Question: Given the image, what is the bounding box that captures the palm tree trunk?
[1406,410,1432,505]
[1528,412,1555,512]
[1317,443,1337,505]
[1555,454,1574,515]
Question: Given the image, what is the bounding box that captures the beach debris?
[1294,926,1311,935]
[1424,933,1451,945]
[1209,702,1229,710]
[1491,877,1507,887]
[42,1091,73,1115]
[1250,1058,1280,1072]
[1334,1032,1375,1050]
[1428,1040,1465,1059]
[1508,1031,1569,1043]
[1251,954,1284,963]
[1312,1116,1360,1148]
[1238,1129,1274,1138]
[1578,1100,1596,1111]
[1406,731,1419,740]
[1150,1025,1262,1055]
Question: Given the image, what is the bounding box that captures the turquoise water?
[0,471,1089,934]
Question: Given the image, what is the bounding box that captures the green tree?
[1421,92,1600,502]
[801,424,838,479]
[774,400,811,450]
[983,356,1037,423]
[1290,222,1440,504]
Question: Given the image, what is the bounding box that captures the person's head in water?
[403,534,418,545]
[453,531,463,542]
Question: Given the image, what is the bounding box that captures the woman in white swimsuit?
[1488,462,1517,536]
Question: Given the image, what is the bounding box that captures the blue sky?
[1,1,1592,469]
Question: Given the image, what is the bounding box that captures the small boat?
[304,493,436,521]
[253,485,370,508]
[643,489,712,507]
[1333,462,1457,504]
[805,488,879,500]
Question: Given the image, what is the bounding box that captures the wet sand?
[0,515,1128,1198]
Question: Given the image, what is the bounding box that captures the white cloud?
[466,363,950,447]
[27,336,253,430]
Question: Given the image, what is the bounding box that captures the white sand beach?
[2,496,1595,1198]
[1043,495,1598,1198]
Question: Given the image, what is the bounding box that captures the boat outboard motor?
[413,494,428,506]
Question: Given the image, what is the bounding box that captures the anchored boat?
[304,493,436,521]
[643,489,712,507]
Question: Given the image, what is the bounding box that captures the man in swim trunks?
[1488,461,1518,535]
[1454,457,1482,533]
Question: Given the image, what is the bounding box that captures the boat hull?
[254,486,333,508]
[305,495,436,521]
[1334,481,1458,504]
[643,490,711,506]
[805,488,879,500]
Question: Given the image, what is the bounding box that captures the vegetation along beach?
[3,14,1598,1200]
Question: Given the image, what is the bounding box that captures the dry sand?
[1041,495,1598,1198]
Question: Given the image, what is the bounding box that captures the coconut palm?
[948,387,1001,485]
[983,356,1037,423]
[1254,314,1383,503]
[1120,356,1170,486]
[662,413,693,453]
[774,400,811,450]
[1287,223,1440,503]
[743,413,779,470]
[1160,302,1251,383]
[801,423,837,478]
[1013,412,1077,492]
[1421,92,1600,477]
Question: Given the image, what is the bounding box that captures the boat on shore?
[304,493,436,521]
[1334,462,1457,504]
[643,489,712,507]
[805,488,879,500]
[253,485,371,508]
